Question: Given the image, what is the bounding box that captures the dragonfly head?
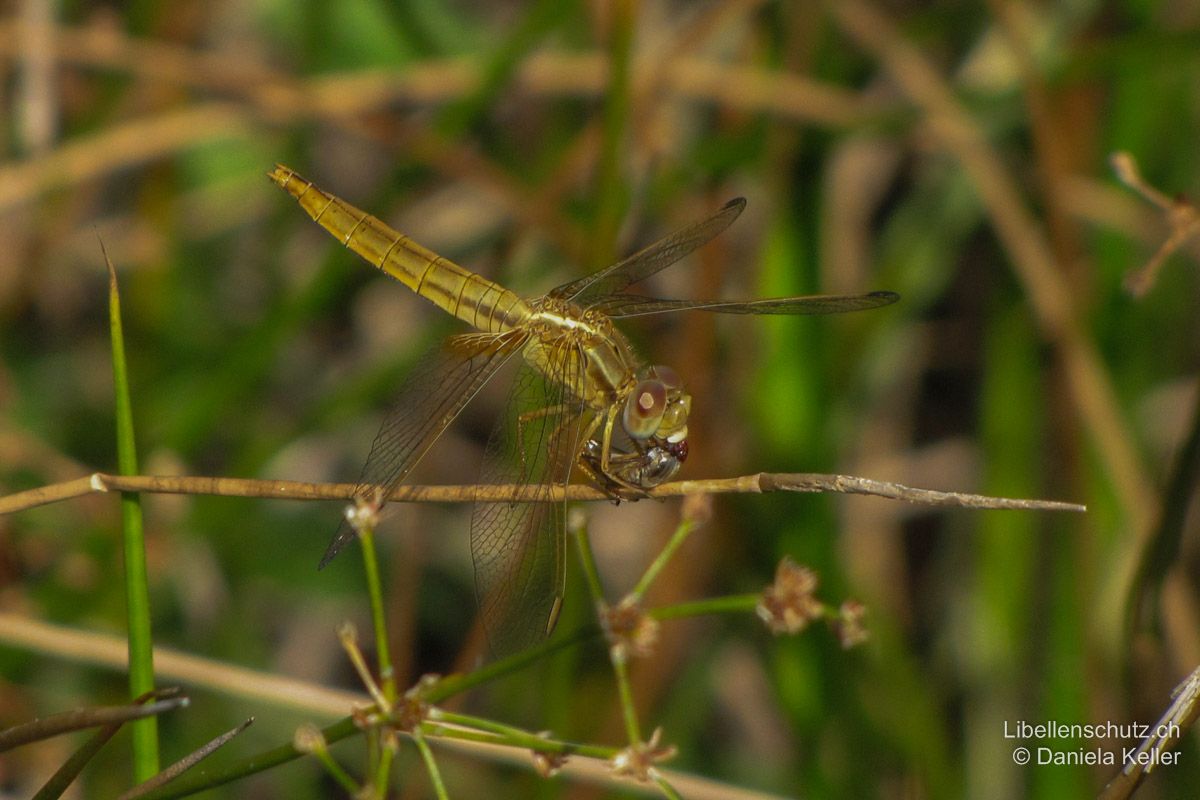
[621,365,691,444]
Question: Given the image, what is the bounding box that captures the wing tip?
[316,528,354,570]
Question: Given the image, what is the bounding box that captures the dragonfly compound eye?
[648,364,682,390]
[657,391,691,441]
[622,379,668,439]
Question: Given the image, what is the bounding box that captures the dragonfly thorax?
[527,297,692,491]
[526,298,640,408]
[526,300,692,441]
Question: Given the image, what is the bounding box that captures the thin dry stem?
[0,102,253,214]
[0,471,1085,515]
[117,718,254,800]
[1099,665,1200,800]
[1111,152,1176,211]
[0,697,187,752]
[16,0,56,153]
[1110,151,1200,296]
[0,612,366,714]
[0,21,882,127]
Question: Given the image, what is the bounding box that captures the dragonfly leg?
[572,413,610,489]
[585,406,656,499]
[577,451,651,500]
[597,404,621,475]
[574,456,616,498]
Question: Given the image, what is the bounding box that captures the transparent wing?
[471,340,587,656]
[319,330,526,569]
[550,198,747,303]
[588,290,900,318]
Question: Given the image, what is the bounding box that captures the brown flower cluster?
[601,596,660,660]
[756,558,869,648]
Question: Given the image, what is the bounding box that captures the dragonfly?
[270,164,898,654]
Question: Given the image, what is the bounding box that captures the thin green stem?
[310,748,358,794]
[431,710,543,741]
[427,623,599,702]
[351,527,395,800]
[630,518,697,601]
[650,594,761,621]
[429,710,614,760]
[610,653,642,746]
[366,726,381,781]
[654,774,683,799]
[375,738,396,799]
[412,728,449,800]
[419,725,504,748]
[571,516,606,603]
[105,245,158,781]
[358,526,396,705]
[572,518,641,746]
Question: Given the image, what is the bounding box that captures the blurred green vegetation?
[2,0,1200,798]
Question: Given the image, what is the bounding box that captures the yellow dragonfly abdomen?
[269,165,530,335]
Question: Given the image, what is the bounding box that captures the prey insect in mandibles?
[270,165,898,654]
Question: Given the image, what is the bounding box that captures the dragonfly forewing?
[552,198,747,303]
[589,290,901,318]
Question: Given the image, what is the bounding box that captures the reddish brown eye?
[649,365,682,390]
[622,379,667,439]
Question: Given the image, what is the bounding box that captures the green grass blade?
[104,243,160,780]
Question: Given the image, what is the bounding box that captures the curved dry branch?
[0,20,892,221]
[0,471,1085,515]
[0,103,253,215]
[0,21,883,128]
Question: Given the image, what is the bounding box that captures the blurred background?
[1,0,1199,797]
